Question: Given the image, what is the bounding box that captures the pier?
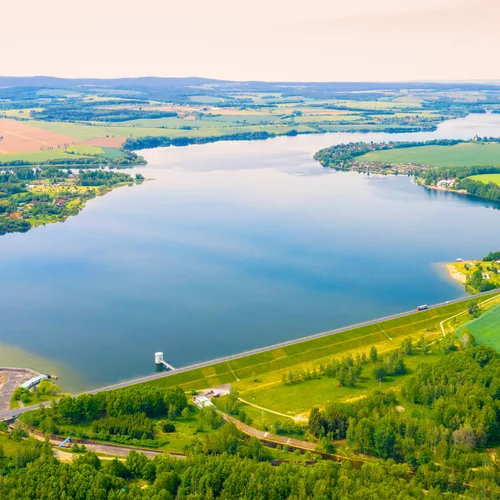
[154,352,175,371]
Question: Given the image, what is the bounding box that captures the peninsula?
[315,137,500,203]
[0,167,144,236]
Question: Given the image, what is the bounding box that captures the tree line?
[123,129,302,151]
[21,385,188,447]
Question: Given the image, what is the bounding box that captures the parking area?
[0,368,39,412]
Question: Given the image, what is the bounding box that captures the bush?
[162,422,176,433]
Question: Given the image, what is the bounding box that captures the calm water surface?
[2,114,500,390]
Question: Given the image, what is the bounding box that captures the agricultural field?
[358,141,500,168]
[457,304,500,351]
[0,118,76,154]
[0,81,479,167]
[467,173,500,186]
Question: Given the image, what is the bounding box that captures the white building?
[193,395,213,409]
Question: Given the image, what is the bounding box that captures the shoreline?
[445,263,467,285]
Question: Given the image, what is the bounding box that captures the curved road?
[2,289,498,422]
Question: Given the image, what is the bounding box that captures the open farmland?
[457,304,500,351]
[0,119,77,153]
[466,173,500,186]
[357,141,500,168]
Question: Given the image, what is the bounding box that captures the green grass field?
[0,145,126,165]
[457,304,500,350]
[0,150,76,163]
[66,145,105,155]
[358,142,500,168]
[240,353,442,416]
[467,173,500,186]
[28,120,315,141]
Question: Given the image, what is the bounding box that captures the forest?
[21,385,188,447]
[122,130,296,151]
[31,99,177,122]
[1,345,499,498]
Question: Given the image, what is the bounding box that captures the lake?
[2,113,500,391]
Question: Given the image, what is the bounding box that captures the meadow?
[457,304,500,350]
[358,142,500,168]
[467,173,500,186]
[0,147,128,165]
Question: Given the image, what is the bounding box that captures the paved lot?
[0,368,38,412]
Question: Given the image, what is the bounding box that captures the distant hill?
[1,76,500,95]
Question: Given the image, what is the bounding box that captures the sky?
[3,0,499,81]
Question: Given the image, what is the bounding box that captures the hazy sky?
[3,0,499,81]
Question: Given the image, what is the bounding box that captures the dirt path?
[238,397,296,420]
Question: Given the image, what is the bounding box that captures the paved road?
[1,289,498,422]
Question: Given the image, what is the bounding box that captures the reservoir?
[2,113,500,391]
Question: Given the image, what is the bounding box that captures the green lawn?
[0,432,29,457]
[457,304,500,351]
[358,142,500,168]
[0,145,125,164]
[0,150,76,163]
[240,353,442,416]
[467,173,500,186]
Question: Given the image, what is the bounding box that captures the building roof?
[20,374,49,389]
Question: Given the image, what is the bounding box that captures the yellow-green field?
[66,145,105,156]
[467,173,500,186]
[358,142,500,168]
